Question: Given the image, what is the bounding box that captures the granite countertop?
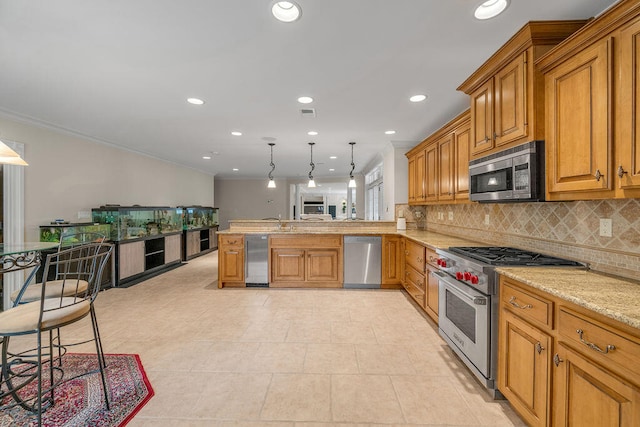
[497,267,640,330]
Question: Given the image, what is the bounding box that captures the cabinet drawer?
[405,264,425,292]
[501,281,553,328]
[558,308,640,380]
[219,234,244,247]
[405,239,425,273]
[270,234,342,248]
[426,247,439,268]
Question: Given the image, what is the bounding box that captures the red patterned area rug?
[0,353,154,427]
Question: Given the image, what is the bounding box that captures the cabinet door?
[616,19,640,190]
[306,249,340,283]
[425,142,439,202]
[164,234,182,263]
[210,227,218,250]
[220,245,244,283]
[437,134,455,201]
[499,309,552,427]
[494,52,528,147]
[382,235,402,286]
[408,155,416,203]
[545,38,612,195]
[470,79,494,156]
[425,268,439,323]
[553,343,640,427]
[271,248,305,282]
[186,231,200,257]
[416,149,427,202]
[454,120,471,200]
[118,241,145,279]
[404,264,425,308]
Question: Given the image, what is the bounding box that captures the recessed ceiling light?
[231,131,242,136]
[232,168,239,172]
[409,94,427,103]
[271,1,302,23]
[330,156,337,160]
[474,0,509,20]
[385,130,396,135]
[298,96,313,104]
[308,131,318,136]
[202,155,212,160]
[187,98,205,105]
[329,168,335,172]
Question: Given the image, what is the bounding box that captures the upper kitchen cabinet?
[458,21,587,159]
[537,0,640,200]
[406,110,470,205]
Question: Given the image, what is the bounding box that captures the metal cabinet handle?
[509,296,533,309]
[417,257,423,263]
[594,169,602,181]
[536,342,544,355]
[405,251,409,256]
[576,329,616,354]
[618,165,628,179]
[484,136,490,143]
[553,354,563,367]
[494,132,498,140]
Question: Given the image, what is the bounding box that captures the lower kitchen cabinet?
[499,307,552,427]
[499,275,640,427]
[269,234,342,288]
[381,235,403,288]
[403,263,425,309]
[424,247,439,323]
[553,342,640,427]
[218,234,245,287]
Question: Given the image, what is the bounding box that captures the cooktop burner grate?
[448,246,583,266]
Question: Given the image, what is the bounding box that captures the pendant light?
[307,142,316,188]
[348,141,356,188]
[0,140,28,166]
[267,142,276,188]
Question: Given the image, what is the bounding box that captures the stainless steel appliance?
[343,236,381,289]
[469,141,544,202]
[435,246,582,397]
[245,234,269,287]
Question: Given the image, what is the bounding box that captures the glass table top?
[0,242,59,256]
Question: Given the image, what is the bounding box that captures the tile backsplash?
[397,199,640,281]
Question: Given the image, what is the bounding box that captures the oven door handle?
[435,271,488,305]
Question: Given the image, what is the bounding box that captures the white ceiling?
[0,0,618,179]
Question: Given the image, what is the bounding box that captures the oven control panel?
[435,252,490,293]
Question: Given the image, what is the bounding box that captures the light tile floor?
[15,251,527,426]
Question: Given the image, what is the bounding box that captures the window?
[365,164,383,220]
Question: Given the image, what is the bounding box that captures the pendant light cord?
[268,143,276,180]
[308,142,315,180]
[349,141,356,179]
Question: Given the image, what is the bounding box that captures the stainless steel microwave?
[469,141,544,202]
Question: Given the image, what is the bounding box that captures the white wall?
[0,116,214,241]
[215,178,289,229]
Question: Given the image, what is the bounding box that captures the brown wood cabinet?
[459,21,587,160]
[405,109,471,205]
[424,247,439,323]
[269,234,342,288]
[499,272,640,427]
[499,280,553,427]
[402,239,426,309]
[616,17,640,192]
[381,235,403,288]
[537,0,640,200]
[218,234,245,287]
[543,38,612,196]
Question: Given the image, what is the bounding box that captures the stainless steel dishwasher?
[343,236,381,289]
[245,234,269,287]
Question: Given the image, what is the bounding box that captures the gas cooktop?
[448,246,583,267]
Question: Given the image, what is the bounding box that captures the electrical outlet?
[448,211,454,221]
[484,214,490,226]
[599,218,612,237]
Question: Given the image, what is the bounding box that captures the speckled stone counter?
[497,267,640,330]
[218,220,482,249]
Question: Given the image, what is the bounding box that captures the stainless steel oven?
[437,271,491,379]
[435,246,583,398]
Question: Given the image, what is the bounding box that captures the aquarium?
[91,206,182,241]
[39,223,112,243]
[178,206,219,230]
